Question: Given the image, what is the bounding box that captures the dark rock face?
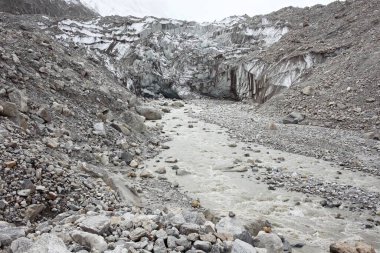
[0,0,97,18]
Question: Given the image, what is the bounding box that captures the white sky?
[80,0,338,22]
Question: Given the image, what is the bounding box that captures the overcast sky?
[81,0,338,22]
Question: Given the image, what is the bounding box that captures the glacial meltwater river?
[145,103,380,252]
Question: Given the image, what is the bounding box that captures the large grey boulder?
[120,111,146,132]
[79,215,111,235]
[0,222,26,246]
[216,217,253,244]
[182,210,206,225]
[71,230,108,252]
[0,101,19,118]
[135,106,162,120]
[282,111,305,124]
[254,232,283,253]
[11,237,33,253]
[232,239,257,253]
[16,234,70,253]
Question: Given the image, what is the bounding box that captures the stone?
[110,122,130,135]
[194,240,212,252]
[267,123,277,130]
[129,227,147,241]
[11,237,33,253]
[8,89,28,113]
[232,239,257,253]
[17,189,31,197]
[282,112,305,124]
[0,199,8,210]
[171,101,185,108]
[120,111,146,133]
[5,160,17,168]
[254,232,283,253]
[330,238,376,253]
[176,235,192,250]
[0,101,18,117]
[154,238,167,253]
[120,152,134,163]
[20,234,70,253]
[216,217,249,241]
[71,230,108,253]
[44,137,59,148]
[79,215,111,235]
[156,229,168,239]
[25,204,45,221]
[187,233,200,241]
[301,86,313,96]
[200,234,217,243]
[130,160,139,168]
[38,107,52,123]
[93,122,106,135]
[135,106,162,120]
[182,211,206,225]
[165,157,178,163]
[176,169,191,176]
[155,167,167,174]
[0,222,26,246]
[180,223,201,235]
[140,171,154,178]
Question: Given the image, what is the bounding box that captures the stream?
[145,103,380,252]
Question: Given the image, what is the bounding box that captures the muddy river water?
[145,104,380,252]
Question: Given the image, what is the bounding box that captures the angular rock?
[232,239,257,253]
[0,222,26,246]
[254,232,283,253]
[129,227,147,241]
[120,111,146,133]
[154,238,167,253]
[0,101,18,118]
[282,112,305,124]
[25,204,45,221]
[21,234,70,253]
[38,107,52,123]
[180,223,200,235]
[136,106,162,120]
[194,240,212,252]
[11,237,33,253]
[71,230,108,253]
[8,89,28,113]
[93,122,106,135]
[79,215,111,235]
[182,211,206,225]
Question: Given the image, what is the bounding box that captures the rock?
[0,199,8,210]
[171,101,184,108]
[11,237,33,253]
[93,122,106,135]
[25,204,45,221]
[267,123,277,130]
[71,230,108,253]
[156,229,168,239]
[165,157,178,163]
[130,159,139,168]
[216,217,250,242]
[282,112,305,124]
[254,232,283,253]
[176,169,191,176]
[20,234,70,253]
[17,189,31,197]
[194,240,212,252]
[120,111,146,133]
[129,227,147,241]
[365,98,375,103]
[301,86,313,96]
[44,137,59,148]
[180,223,201,235]
[330,237,376,253]
[232,239,257,253]
[8,89,28,113]
[110,122,130,135]
[187,233,200,241]
[0,101,19,117]
[37,107,52,123]
[135,106,162,120]
[120,152,134,163]
[154,238,167,253]
[200,234,217,243]
[140,171,154,178]
[182,211,206,225]
[204,221,216,234]
[79,215,111,235]
[155,167,167,174]
[5,160,17,168]
[364,132,379,141]
[0,222,26,246]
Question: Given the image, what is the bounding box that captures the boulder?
[79,215,111,235]
[25,204,45,221]
[254,232,283,253]
[180,223,200,235]
[11,237,33,253]
[171,101,184,108]
[182,210,206,225]
[282,111,305,124]
[120,111,146,132]
[71,230,108,253]
[232,239,257,253]
[0,222,26,246]
[8,89,28,112]
[194,240,212,252]
[135,106,162,120]
[216,217,253,244]
[0,101,19,118]
[154,238,167,253]
[20,234,70,253]
[301,86,313,96]
[93,122,106,135]
[37,107,52,123]
[330,239,376,253]
[129,227,147,241]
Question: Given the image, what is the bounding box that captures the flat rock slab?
[79,215,111,235]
